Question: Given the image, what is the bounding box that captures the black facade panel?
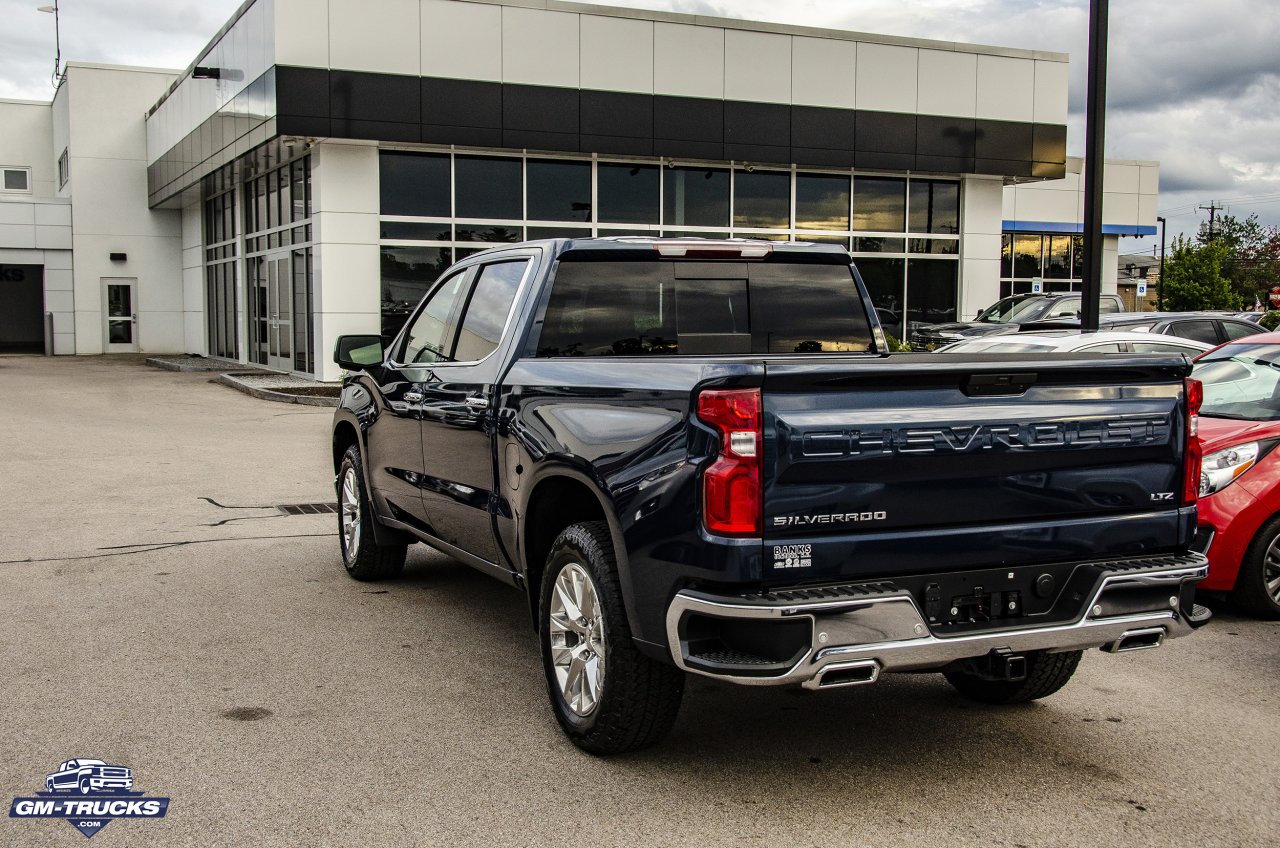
[503,84,580,133]
[1031,160,1067,179]
[723,143,790,166]
[857,111,916,154]
[582,134,654,156]
[975,119,1033,162]
[421,124,503,147]
[277,114,332,138]
[791,105,856,150]
[1033,124,1068,166]
[975,158,1036,178]
[503,129,580,152]
[653,138,723,161]
[855,150,916,171]
[917,115,976,160]
[580,90,653,138]
[724,101,790,148]
[653,96,722,142]
[331,119,418,142]
[275,66,330,118]
[915,155,972,174]
[330,71,420,124]
[421,77,502,129]
[791,147,858,169]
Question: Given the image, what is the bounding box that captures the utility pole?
[1156,215,1167,311]
[1199,201,1221,241]
[1081,0,1109,332]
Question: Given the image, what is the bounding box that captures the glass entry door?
[249,255,294,371]
[103,278,138,352]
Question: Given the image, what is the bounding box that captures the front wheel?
[336,445,407,581]
[1232,514,1280,618]
[538,521,684,755]
[943,650,1082,704]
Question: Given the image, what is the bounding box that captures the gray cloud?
[2,0,1277,239]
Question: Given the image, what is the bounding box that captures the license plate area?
[892,561,1097,633]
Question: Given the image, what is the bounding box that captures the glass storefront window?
[527,159,591,222]
[908,180,960,234]
[663,167,729,228]
[1000,234,1013,278]
[380,152,449,218]
[1045,235,1072,279]
[456,224,523,242]
[455,156,522,220]
[855,257,906,339]
[854,177,906,232]
[853,237,905,253]
[597,163,659,224]
[1013,234,1042,278]
[1071,235,1084,279]
[380,221,451,241]
[795,173,850,231]
[380,246,453,342]
[906,258,958,332]
[908,238,958,255]
[733,170,790,229]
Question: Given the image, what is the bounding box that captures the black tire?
[538,521,684,755]
[78,777,90,795]
[336,444,407,581]
[943,650,1082,705]
[1232,514,1280,618]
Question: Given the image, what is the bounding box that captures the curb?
[146,356,253,373]
[215,373,339,407]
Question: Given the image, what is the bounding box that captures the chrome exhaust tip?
[1104,626,1166,653]
[809,659,881,689]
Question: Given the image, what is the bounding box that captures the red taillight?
[697,388,762,537]
[1183,377,1203,505]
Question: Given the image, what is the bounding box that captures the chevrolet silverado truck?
[330,238,1210,755]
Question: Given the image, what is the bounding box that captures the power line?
[1199,201,1222,239]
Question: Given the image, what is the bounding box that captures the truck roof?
[462,237,853,263]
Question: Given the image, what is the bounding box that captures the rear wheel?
[943,650,1082,704]
[337,445,407,581]
[538,521,684,755]
[1232,514,1280,618]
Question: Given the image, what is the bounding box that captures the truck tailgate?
[761,353,1195,580]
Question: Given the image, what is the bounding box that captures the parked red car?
[1191,331,1280,616]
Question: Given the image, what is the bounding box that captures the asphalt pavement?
[1,355,1276,847]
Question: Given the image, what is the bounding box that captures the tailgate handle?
[963,372,1036,397]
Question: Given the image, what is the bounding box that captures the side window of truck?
[453,259,530,363]
[1100,297,1122,313]
[401,269,471,364]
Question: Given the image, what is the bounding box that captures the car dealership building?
[0,0,1158,380]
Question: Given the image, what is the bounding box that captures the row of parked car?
[913,293,1279,618]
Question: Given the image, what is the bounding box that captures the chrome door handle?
[465,396,490,410]
[403,391,424,403]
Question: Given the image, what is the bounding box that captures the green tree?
[1161,236,1240,311]
[1196,213,1280,306]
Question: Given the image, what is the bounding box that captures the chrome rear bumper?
[665,554,1208,690]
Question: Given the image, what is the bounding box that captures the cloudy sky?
[3,0,1278,252]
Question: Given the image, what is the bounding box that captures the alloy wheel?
[340,467,361,557]
[1264,534,1280,604]
[548,562,607,716]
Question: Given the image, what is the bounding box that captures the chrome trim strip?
[665,556,1208,689]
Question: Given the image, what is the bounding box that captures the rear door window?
[1169,320,1220,344]
[1221,320,1264,340]
[535,259,872,356]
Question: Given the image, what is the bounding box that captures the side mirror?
[334,335,384,372]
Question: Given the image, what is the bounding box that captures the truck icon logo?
[9,758,169,838]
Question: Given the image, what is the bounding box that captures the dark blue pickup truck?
[330,238,1210,754]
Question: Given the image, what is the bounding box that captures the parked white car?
[934,330,1214,356]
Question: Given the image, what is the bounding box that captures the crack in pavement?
[0,532,334,565]
[198,496,276,510]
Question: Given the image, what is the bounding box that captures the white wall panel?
[724,30,791,104]
[1032,60,1068,124]
[1103,162,1141,194]
[329,0,419,75]
[653,22,723,100]
[855,43,917,113]
[976,55,1034,122]
[791,36,857,109]
[274,0,328,67]
[422,0,502,82]
[502,7,579,88]
[916,49,976,117]
[581,15,653,94]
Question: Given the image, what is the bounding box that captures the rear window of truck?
[535,260,873,356]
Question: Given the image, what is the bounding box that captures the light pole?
[37,2,61,86]
[1156,215,1167,311]
[1081,0,1109,332]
